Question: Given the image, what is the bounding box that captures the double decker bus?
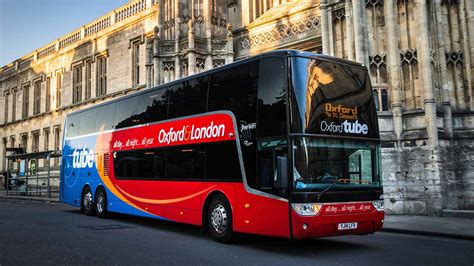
[60,50,384,242]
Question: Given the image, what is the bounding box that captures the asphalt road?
[0,199,473,266]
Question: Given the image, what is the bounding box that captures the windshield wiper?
[317,180,340,200]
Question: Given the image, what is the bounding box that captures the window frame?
[96,55,107,97]
[22,83,30,119]
[72,64,83,104]
[33,78,42,115]
[45,75,51,112]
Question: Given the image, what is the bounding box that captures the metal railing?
[5,151,62,198]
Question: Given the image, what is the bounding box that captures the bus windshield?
[290,56,379,138]
[292,137,382,191]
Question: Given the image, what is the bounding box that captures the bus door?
[238,138,291,237]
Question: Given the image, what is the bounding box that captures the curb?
[0,195,60,203]
[381,227,474,241]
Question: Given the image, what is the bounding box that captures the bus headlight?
[372,200,384,211]
[292,203,322,216]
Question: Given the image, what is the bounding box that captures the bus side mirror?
[276,156,288,189]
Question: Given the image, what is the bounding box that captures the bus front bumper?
[291,203,384,239]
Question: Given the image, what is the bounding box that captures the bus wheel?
[81,186,95,216]
[208,194,233,243]
[95,187,108,218]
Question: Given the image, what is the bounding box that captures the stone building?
[1,0,473,215]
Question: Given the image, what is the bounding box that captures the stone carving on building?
[238,15,321,53]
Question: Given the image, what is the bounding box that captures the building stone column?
[459,0,472,110]
[146,39,153,88]
[464,0,474,109]
[188,20,196,76]
[361,0,370,66]
[434,0,453,140]
[240,0,251,27]
[415,0,439,147]
[449,4,466,109]
[226,24,234,64]
[204,0,213,70]
[153,26,161,85]
[345,0,355,61]
[352,0,368,65]
[320,0,330,55]
[385,0,403,143]
[174,2,181,80]
[328,11,334,56]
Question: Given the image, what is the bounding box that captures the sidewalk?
[0,189,59,203]
[382,215,474,241]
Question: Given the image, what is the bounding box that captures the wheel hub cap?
[97,193,104,213]
[211,204,227,233]
[83,192,92,210]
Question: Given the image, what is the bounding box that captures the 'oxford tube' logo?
[72,146,94,169]
[320,120,368,135]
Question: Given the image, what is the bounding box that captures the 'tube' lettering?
[72,146,94,169]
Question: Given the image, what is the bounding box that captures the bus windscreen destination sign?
[110,113,236,151]
[319,103,369,136]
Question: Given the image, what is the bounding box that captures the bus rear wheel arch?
[95,186,108,218]
[205,193,233,243]
[81,186,95,216]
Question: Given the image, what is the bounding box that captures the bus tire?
[95,186,108,219]
[208,194,233,243]
[81,186,95,216]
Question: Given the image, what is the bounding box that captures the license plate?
[338,222,358,230]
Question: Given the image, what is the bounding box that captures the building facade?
[1,0,473,215]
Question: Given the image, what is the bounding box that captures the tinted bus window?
[166,145,205,180]
[137,88,169,124]
[206,141,241,181]
[258,57,287,137]
[208,61,258,129]
[79,109,97,136]
[241,144,257,189]
[66,114,80,138]
[95,103,116,132]
[114,148,165,179]
[115,96,139,129]
[168,76,208,118]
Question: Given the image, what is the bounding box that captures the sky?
[0,0,130,66]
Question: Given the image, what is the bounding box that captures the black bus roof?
[66,50,365,117]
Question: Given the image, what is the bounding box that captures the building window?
[73,65,82,104]
[10,136,16,149]
[12,89,17,121]
[46,76,51,112]
[20,133,28,152]
[132,42,140,86]
[85,61,92,100]
[97,56,107,96]
[33,79,41,115]
[32,131,40,152]
[53,126,61,151]
[2,137,6,171]
[373,86,389,112]
[22,84,30,119]
[53,126,61,165]
[43,127,50,151]
[56,72,62,108]
[4,91,9,123]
